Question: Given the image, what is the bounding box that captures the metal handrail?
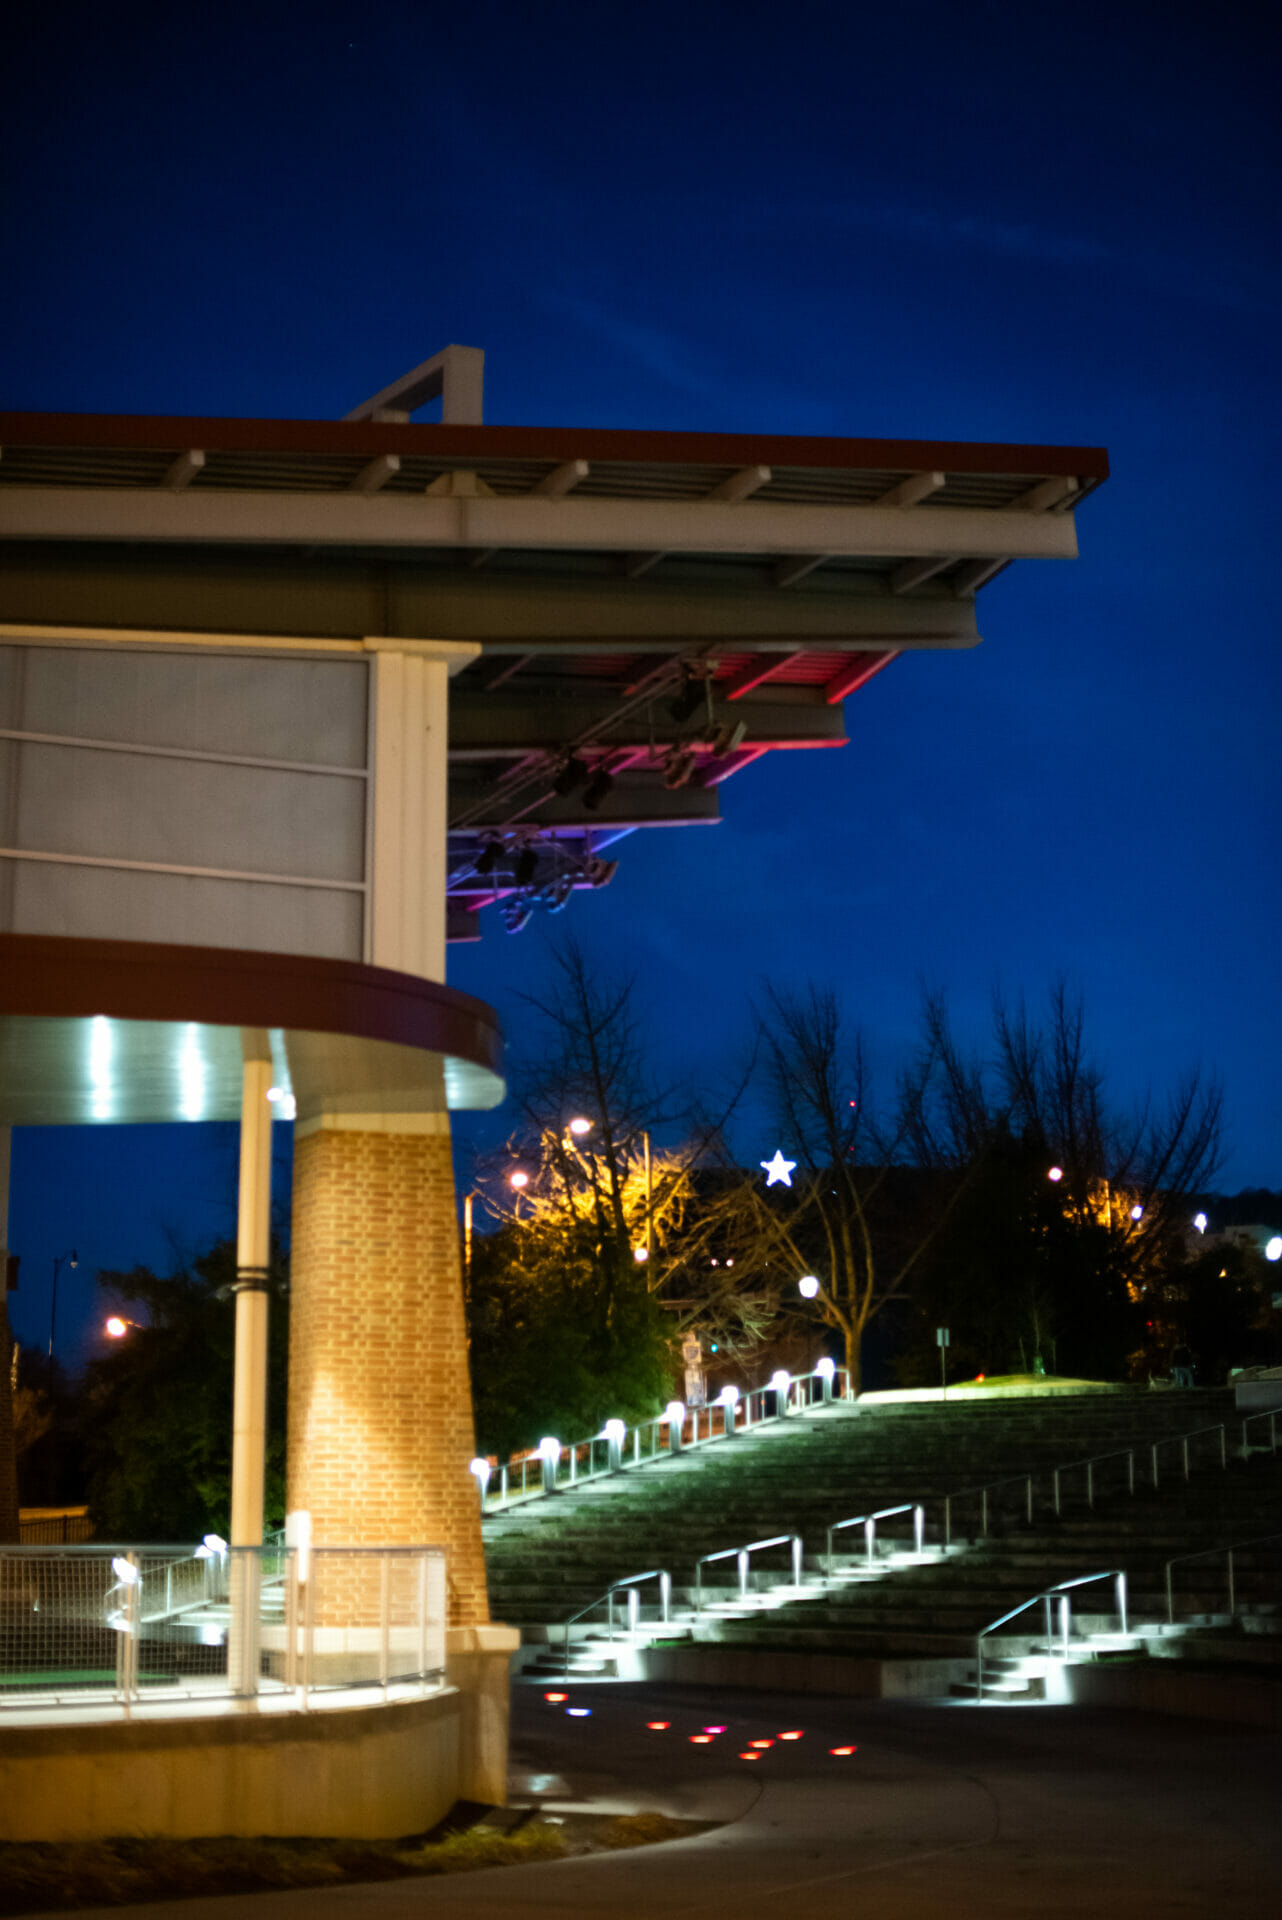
[976,1569,1128,1699]
[483,1361,852,1512]
[1149,1422,1227,1487]
[826,1503,925,1574]
[1051,1446,1137,1514]
[694,1532,803,1612]
[945,1471,1035,1544]
[1240,1409,1280,1456]
[560,1568,672,1674]
[1164,1530,1282,1625]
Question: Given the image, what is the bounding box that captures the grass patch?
[0,1808,710,1913]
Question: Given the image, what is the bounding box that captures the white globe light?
[538,1435,562,1462]
[664,1400,686,1425]
[1130,1204,1144,1222]
[770,1370,791,1394]
[1266,1236,1282,1263]
[718,1384,740,1407]
[601,1418,626,1444]
[1193,1212,1208,1233]
[815,1357,836,1379]
[1047,1166,1064,1182]
[798,1275,820,1299]
[568,1116,592,1136]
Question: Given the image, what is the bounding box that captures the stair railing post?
[945,1497,952,1547]
[1151,1442,1159,1489]
[738,1549,749,1603]
[1087,1461,1094,1509]
[792,1536,803,1587]
[981,1488,989,1536]
[627,1587,640,1638]
[1165,1559,1175,1625]
[1226,1550,1235,1619]
[1059,1594,1070,1661]
[1127,1451,1135,1496]
[1115,1571,1128,1637]
[914,1505,925,1556]
[864,1518,876,1567]
[1043,1593,1053,1655]
[661,1571,671,1624]
[1218,1426,1226,1470]
[1182,1436,1190,1481]
[1053,1468,1061,1517]
[1025,1477,1034,1525]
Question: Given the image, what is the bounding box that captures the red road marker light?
[739,1751,762,1761]
[544,1691,568,1702]
[829,1745,858,1755]
[749,1738,775,1749]
[647,1720,670,1731]
[689,1734,715,1744]
[703,1725,727,1733]
[778,1730,804,1740]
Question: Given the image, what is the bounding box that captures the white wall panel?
[0,645,368,767]
[1,740,365,883]
[2,857,363,960]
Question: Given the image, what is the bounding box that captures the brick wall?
[288,1126,489,1626]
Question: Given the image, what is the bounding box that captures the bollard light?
[664,1399,686,1452]
[602,1417,627,1471]
[538,1435,562,1493]
[770,1369,791,1415]
[469,1456,492,1501]
[798,1275,820,1299]
[1267,1237,1282,1263]
[815,1355,836,1402]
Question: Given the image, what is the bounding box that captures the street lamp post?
[48,1247,78,1393]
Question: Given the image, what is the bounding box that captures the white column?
[366,640,477,984]
[229,1045,273,1699]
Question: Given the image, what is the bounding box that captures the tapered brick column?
[287,1118,488,1626]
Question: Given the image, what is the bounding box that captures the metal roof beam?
[876,469,946,507]
[164,450,205,490]
[822,649,899,704]
[722,652,805,699]
[343,345,485,425]
[449,693,847,754]
[775,555,830,587]
[0,489,1081,560]
[890,555,956,594]
[533,459,590,496]
[706,464,772,502]
[350,453,400,494]
[448,782,722,830]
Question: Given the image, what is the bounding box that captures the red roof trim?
[0,412,1110,480]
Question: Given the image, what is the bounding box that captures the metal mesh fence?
[0,1542,446,1715]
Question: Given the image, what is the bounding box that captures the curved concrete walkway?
[78,1678,1282,1919]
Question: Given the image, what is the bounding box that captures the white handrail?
[826,1503,925,1574]
[1164,1529,1282,1625]
[975,1569,1128,1699]
[694,1532,803,1611]
[482,1361,852,1512]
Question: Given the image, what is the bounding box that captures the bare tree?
[736,984,980,1393]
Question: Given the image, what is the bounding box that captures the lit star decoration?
[761,1150,796,1187]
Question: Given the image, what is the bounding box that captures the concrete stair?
[485,1388,1282,1678]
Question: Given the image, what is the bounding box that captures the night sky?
[3,2,1278,1368]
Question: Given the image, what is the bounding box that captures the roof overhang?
[0,935,505,1124]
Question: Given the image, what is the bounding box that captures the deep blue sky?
[3,2,1278,1367]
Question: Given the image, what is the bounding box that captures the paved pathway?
[79,1678,1282,1918]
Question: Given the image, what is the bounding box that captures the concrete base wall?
[630,1644,971,1698]
[0,1691,461,1843]
[1,1625,521,1842]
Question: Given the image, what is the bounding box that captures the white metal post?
[229,1047,273,1700]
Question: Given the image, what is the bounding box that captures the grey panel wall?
[0,642,370,961]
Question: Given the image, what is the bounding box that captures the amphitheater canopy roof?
[0,409,1108,939]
